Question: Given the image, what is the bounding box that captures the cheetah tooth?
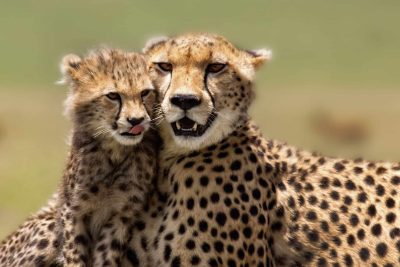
[193,123,198,131]
[176,121,181,130]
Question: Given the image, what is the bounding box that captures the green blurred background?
[1,0,399,239]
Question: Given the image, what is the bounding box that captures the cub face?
[61,49,156,146]
[144,33,270,150]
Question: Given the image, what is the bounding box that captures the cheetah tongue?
[129,125,145,135]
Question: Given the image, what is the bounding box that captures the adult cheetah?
[0,48,160,267]
[125,33,400,267]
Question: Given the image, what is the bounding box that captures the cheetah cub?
[57,49,158,267]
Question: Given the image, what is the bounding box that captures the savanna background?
[1,0,399,239]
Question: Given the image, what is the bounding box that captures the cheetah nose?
[127,117,144,126]
[170,94,201,110]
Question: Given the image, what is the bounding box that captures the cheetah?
[124,33,400,267]
[0,48,160,267]
[123,33,274,267]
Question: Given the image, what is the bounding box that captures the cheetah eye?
[105,92,121,101]
[206,63,226,74]
[140,89,153,99]
[155,62,173,72]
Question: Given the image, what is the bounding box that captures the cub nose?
[127,117,144,126]
[170,94,201,110]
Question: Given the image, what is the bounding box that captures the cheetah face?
[60,49,156,146]
[144,33,270,150]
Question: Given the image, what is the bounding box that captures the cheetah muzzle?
[171,111,217,137]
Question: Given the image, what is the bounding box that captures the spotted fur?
[124,33,400,267]
[0,48,159,267]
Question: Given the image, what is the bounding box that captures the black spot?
[229,230,239,240]
[202,242,211,253]
[186,198,195,210]
[349,214,359,226]
[223,183,234,193]
[330,212,339,223]
[126,248,140,266]
[371,224,382,236]
[307,230,319,242]
[216,212,227,226]
[210,193,220,203]
[376,185,385,196]
[230,208,240,220]
[74,235,87,245]
[90,185,99,194]
[357,229,365,240]
[185,177,194,188]
[199,220,208,232]
[162,245,172,261]
[212,165,225,172]
[200,176,209,187]
[386,212,396,224]
[191,255,201,265]
[376,243,388,257]
[345,180,356,190]
[243,227,252,238]
[347,234,355,246]
[230,160,241,171]
[334,162,345,172]
[319,177,330,189]
[271,221,283,232]
[391,176,400,185]
[37,239,49,250]
[330,190,340,200]
[306,211,317,221]
[186,239,196,250]
[320,221,329,232]
[178,224,186,235]
[385,197,395,208]
[184,161,195,168]
[364,175,375,185]
[359,247,370,261]
[357,192,367,203]
[164,232,174,241]
[214,241,224,252]
[244,171,253,181]
[367,205,377,217]
[217,151,229,158]
[344,254,353,266]
[171,256,181,267]
[249,153,257,163]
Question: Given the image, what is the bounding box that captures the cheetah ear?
[142,36,169,54]
[246,48,272,69]
[59,54,82,84]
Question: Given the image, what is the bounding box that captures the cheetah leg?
[93,216,130,267]
[61,208,91,267]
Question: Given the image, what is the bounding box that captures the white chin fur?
[163,108,239,152]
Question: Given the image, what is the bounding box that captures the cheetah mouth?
[171,113,217,137]
[120,132,142,137]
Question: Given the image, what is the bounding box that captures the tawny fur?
[0,48,159,267]
[124,33,400,267]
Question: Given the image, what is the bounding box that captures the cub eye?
[140,89,153,99]
[105,92,120,101]
[206,63,226,74]
[155,62,173,72]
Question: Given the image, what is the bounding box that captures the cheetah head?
[60,49,156,146]
[144,33,271,150]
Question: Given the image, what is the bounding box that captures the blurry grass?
[0,88,68,238]
[1,0,400,239]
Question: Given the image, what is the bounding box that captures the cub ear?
[142,35,169,54]
[59,54,82,84]
[246,48,272,69]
